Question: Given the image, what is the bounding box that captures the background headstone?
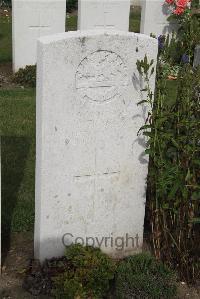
[78,0,131,31]
[12,0,66,72]
[140,0,177,36]
[193,45,200,67]
[35,31,158,262]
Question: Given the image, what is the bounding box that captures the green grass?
[166,80,178,105]
[0,88,35,136]
[0,16,12,63]
[129,7,141,33]
[2,136,35,233]
[0,89,35,235]
[66,15,78,31]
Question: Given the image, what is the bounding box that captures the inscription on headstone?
[93,3,119,29]
[76,51,128,102]
[12,0,66,72]
[78,0,131,31]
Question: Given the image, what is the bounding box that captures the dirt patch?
[0,7,11,18]
[0,232,48,299]
[0,62,15,88]
[177,283,200,299]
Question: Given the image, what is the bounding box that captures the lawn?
[0,15,12,63]
[0,8,177,239]
[0,88,35,136]
[0,89,35,237]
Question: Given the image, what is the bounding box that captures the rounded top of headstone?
[37,30,158,47]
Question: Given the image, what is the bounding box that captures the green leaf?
[171,138,179,149]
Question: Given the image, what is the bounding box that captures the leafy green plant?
[12,65,36,87]
[160,61,180,78]
[115,253,177,299]
[53,244,116,299]
[137,53,200,283]
[158,34,182,66]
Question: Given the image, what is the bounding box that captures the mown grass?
[129,7,141,33]
[0,16,12,63]
[0,88,35,136]
[0,8,177,235]
[0,89,35,234]
[66,14,77,31]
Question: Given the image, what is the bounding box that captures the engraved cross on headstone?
[94,3,119,29]
[29,25,50,36]
[73,170,121,194]
[74,171,120,182]
[29,11,50,37]
[73,142,120,186]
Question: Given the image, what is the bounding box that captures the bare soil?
[0,7,11,18]
[0,62,15,88]
[0,232,48,299]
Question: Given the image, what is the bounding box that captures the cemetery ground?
[0,6,199,299]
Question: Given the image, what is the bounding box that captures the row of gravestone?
[1,2,199,274]
[0,4,159,268]
[12,0,174,72]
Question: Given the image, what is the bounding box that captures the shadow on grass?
[1,136,31,264]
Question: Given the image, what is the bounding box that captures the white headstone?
[78,0,131,31]
[35,31,158,262]
[193,45,200,67]
[140,0,177,36]
[12,0,66,72]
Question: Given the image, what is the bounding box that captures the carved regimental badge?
[76,50,128,102]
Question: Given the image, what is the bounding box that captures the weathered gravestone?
[35,31,158,261]
[140,0,177,36]
[12,0,66,72]
[78,0,131,31]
